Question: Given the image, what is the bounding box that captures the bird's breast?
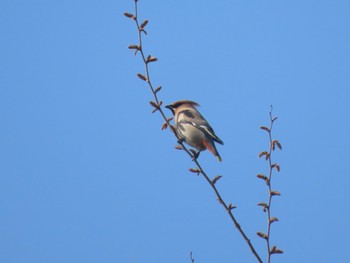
[176,122,206,151]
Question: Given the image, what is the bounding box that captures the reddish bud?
[258,202,268,212]
[270,190,281,196]
[270,246,283,254]
[128,45,140,50]
[260,126,270,132]
[271,140,283,151]
[269,217,279,224]
[140,19,149,29]
[146,55,158,63]
[271,163,280,172]
[137,73,148,81]
[124,12,135,20]
[155,86,162,93]
[275,140,282,150]
[257,232,268,240]
[257,174,268,182]
[258,151,269,160]
[189,168,201,175]
[149,101,159,109]
[212,175,222,184]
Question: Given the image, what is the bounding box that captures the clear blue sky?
[1,1,349,262]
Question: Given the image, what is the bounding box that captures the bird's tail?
[203,139,222,162]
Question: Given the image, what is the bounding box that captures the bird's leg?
[177,138,185,144]
[191,150,201,161]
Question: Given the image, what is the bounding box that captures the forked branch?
[125,1,263,262]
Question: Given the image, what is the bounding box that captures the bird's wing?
[178,109,224,145]
[198,124,224,145]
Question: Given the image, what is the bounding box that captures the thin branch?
[190,251,195,263]
[266,111,275,263]
[125,1,263,262]
[257,107,283,262]
[191,159,262,262]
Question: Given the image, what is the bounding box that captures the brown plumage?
[165,100,224,161]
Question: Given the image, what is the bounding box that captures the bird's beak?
[165,104,174,115]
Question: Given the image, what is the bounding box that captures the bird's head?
[165,100,200,115]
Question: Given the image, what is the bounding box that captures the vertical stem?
[266,111,275,263]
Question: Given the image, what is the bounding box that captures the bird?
[165,100,224,161]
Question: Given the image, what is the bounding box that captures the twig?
[190,251,195,263]
[191,158,262,263]
[257,107,283,262]
[125,1,263,262]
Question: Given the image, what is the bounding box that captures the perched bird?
[165,100,224,161]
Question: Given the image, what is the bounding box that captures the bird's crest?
[170,100,200,109]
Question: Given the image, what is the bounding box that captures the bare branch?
[190,251,195,263]
[258,109,284,263]
[125,1,263,262]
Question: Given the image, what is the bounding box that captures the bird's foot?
[191,150,200,161]
[177,138,185,144]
